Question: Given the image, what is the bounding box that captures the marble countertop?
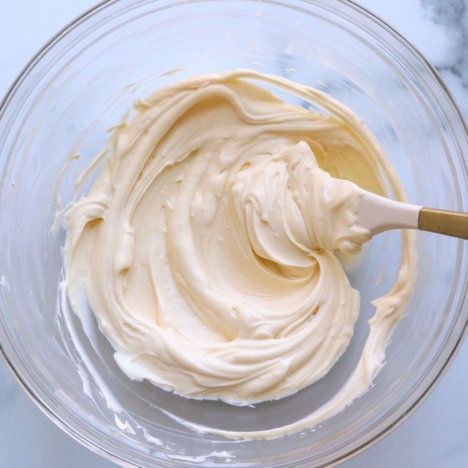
[1,0,468,466]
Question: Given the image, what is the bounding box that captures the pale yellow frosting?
[64,70,416,439]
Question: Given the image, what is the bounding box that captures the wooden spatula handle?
[419,207,468,240]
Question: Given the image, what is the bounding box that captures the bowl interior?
[1,1,468,467]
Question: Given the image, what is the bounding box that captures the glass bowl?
[1,0,468,467]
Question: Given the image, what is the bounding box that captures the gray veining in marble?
[1,1,468,467]
[423,0,468,86]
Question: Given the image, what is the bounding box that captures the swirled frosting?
[64,70,416,438]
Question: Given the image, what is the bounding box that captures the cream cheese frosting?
[64,69,416,438]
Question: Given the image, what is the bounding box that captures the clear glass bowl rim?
[1,0,468,467]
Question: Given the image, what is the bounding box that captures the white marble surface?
[1,0,468,466]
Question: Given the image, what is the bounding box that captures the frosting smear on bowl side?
[64,69,416,439]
